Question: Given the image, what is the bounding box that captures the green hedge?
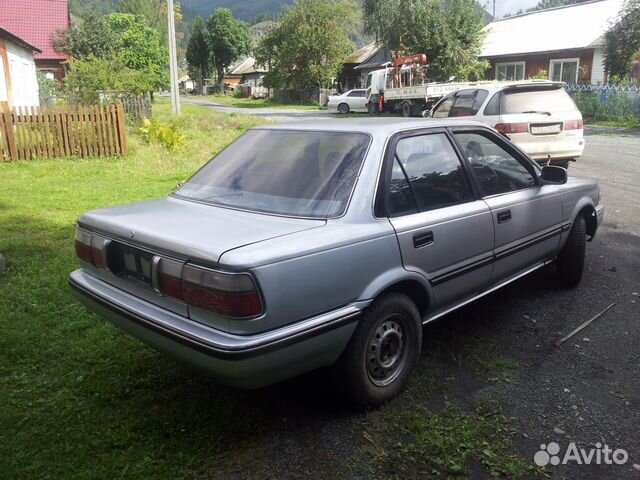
[570,90,640,127]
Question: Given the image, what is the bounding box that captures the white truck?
[365,56,495,117]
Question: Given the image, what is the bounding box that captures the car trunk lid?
[78,196,326,266]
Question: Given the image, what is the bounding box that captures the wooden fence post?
[1,102,17,161]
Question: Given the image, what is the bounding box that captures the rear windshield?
[501,87,577,114]
[175,129,370,218]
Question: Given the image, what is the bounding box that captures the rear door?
[451,128,564,283]
[382,129,494,312]
[348,90,367,111]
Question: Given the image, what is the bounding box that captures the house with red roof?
[0,0,70,80]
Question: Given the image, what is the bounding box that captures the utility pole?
[493,0,496,19]
[167,0,181,114]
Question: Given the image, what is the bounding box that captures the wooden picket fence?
[0,103,128,161]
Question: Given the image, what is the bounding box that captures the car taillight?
[153,257,184,301]
[565,119,583,130]
[75,229,93,263]
[181,265,263,318]
[495,123,529,134]
[75,228,110,268]
[74,227,263,319]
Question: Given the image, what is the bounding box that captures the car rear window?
[500,87,578,114]
[175,129,370,218]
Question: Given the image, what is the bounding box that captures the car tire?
[401,102,412,117]
[338,103,350,114]
[556,214,586,287]
[334,292,422,407]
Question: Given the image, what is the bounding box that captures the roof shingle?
[0,0,70,61]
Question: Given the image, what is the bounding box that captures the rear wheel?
[401,102,412,117]
[556,214,586,287]
[334,293,421,407]
[338,103,350,114]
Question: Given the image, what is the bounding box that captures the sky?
[482,0,543,18]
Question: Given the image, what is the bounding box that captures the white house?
[481,0,625,84]
[0,26,41,107]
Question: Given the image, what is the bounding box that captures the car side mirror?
[540,165,567,184]
[422,109,432,118]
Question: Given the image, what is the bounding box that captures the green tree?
[119,0,184,45]
[363,0,488,81]
[206,8,251,85]
[64,55,157,104]
[186,16,211,94]
[604,0,640,80]
[255,0,358,89]
[54,10,117,59]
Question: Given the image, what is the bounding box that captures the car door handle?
[497,210,512,224]
[413,231,434,248]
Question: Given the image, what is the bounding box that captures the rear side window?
[434,90,488,118]
[348,90,365,97]
[500,87,578,114]
[389,133,473,215]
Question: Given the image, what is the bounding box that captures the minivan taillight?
[565,119,583,130]
[495,123,529,134]
[181,265,263,318]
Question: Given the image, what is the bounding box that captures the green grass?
[353,394,535,479]
[199,94,322,110]
[0,100,268,479]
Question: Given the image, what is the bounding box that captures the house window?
[496,62,525,81]
[550,59,579,84]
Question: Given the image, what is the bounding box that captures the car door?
[348,90,367,111]
[451,128,564,283]
[382,130,494,312]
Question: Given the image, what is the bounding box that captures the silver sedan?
[327,89,367,113]
[70,119,603,406]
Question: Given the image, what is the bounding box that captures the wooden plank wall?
[0,103,128,161]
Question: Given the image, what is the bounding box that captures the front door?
[385,131,494,312]
[451,130,563,282]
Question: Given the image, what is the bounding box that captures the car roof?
[456,80,565,94]
[255,118,490,136]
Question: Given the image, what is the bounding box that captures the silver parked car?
[70,119,603,406]
[327,89,368,113]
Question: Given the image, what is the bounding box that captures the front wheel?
[367,102,379,116]
[556,214,586,287]
[334,293,422,406]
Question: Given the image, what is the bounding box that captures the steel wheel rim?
[365,314,407,387]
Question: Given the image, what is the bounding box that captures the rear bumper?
[69,269,361,388]
[515,138,585,161]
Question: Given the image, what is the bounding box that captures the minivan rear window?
[500,87,577,114]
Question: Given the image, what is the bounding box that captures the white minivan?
[428,81,584,168]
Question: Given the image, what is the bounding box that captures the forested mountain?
[69,0,293,22]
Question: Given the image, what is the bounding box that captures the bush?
[137,118,187,150]
[571,89,640,127]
